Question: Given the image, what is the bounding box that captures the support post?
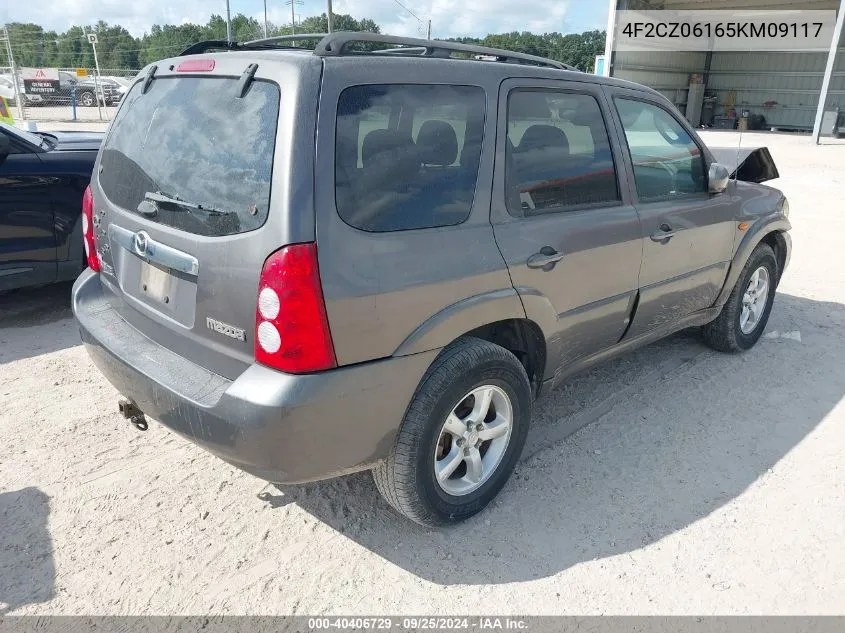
[603,0,618,77]
[2,26,24,120]
[813,0,845,144]
[87,30,103,121]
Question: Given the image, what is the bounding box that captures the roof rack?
[373,46,428,56]
[314,32,577,71]
[242,33,327,47]
[179,32,578,72]
[180,34,327,56]
[180,40,233,56]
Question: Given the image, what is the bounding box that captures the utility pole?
[86,30,103,121]
[263,0,269,38]
[226,0,233,44]
[291,0,296,36]
[327,0,334,32]
[427,20,431,39]
[1,25,24,120]
[285,0,303,39]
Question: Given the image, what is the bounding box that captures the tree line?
[2,14,604,72]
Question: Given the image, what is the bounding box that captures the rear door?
[605,87,734,337]
[314,59,515,366]
[491,78,643,374]
[92,54,322,379]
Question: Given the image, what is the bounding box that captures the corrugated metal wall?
[611,17,845,131]
[708,45,845,129]
[613,51,708,111]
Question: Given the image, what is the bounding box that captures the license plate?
[140,260,174,305]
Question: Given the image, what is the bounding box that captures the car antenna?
[734,113,744,184]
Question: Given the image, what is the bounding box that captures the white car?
[0,75,17,102]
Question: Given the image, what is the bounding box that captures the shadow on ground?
[0,487,54,613]
[0,282,79,363]
[271,292,845,585]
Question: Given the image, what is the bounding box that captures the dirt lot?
[1,131,844,615]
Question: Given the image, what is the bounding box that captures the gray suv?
[73,32,791,526]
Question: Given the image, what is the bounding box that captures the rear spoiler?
[709,146,779,183]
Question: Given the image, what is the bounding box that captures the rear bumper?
[72,269,438,483]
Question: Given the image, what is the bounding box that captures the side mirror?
[709,162,730,193]
[0,133,11,165]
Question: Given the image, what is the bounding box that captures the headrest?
[362,129,414,167]
[509,92,553,119]
[416,120,459,166]
[517,125,570,155]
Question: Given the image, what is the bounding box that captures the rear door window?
[505,90,620,215]
[335,84,485,232]
[99,76,280,237]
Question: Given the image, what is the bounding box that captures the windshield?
[0,121,47,148]
[99,76,280,237]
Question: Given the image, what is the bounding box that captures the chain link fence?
[0,66,139,122]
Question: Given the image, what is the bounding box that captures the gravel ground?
[1,130,843,615]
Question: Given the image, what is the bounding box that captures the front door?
[604,88,735,337]
[491,79,643,380]
[0,129,56,291]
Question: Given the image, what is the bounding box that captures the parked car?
[73,33,791,526]
[0,75,17,103]
[0,121,103,291]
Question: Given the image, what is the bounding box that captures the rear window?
[335,84,485,232]
[99,76,279,237]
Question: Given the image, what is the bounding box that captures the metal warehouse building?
[602,0,845,142]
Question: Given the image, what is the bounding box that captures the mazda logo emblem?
[134,231,150,256]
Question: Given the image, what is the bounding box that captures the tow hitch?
[118,398,148,431]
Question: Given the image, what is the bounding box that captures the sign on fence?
[76,68,88,77]
[0,96,14,124]
[21,67,60,96]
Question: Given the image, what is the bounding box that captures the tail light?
[255,243,336,374]
[81,185,101,272]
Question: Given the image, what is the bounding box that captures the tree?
[272,13,380,38]
[4,16,602,74]
[4,23,51,67]
[448,30,606,72]
[91,21,141,69]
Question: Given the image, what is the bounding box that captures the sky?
[1,0,608,38]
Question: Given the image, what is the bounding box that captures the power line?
[6,32,143,45]
[391,0,425,25]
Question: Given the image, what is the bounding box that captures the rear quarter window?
[335,84,486,232]
[99,76,280,237]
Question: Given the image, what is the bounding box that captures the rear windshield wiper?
[138,191,235,218]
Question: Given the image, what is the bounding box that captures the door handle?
[650,224,676,242]
[526,247,565,270]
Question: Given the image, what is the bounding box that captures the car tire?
[373,337,532,527]
[703,242,778,353]
[79,91,95,107]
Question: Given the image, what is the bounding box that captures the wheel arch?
[463,318,547,396]
[716,216,791,307]
[761,230,789,283]
[393,288,548,395]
